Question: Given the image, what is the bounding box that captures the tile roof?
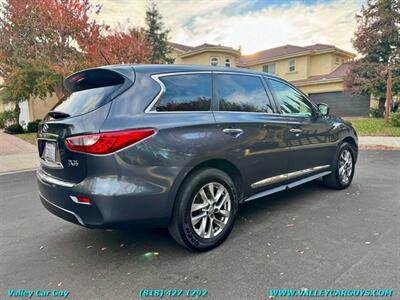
[168,42,193,52]
[303,43,335,51]
[292,62,352,84]
[169,42,238,52]
[238,44,339,64]
[239,45,307,64]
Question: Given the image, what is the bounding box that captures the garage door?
[308,92,370,117]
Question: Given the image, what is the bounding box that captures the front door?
[267,78,335,178]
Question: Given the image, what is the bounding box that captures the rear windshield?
[52,85,122,117]
[51,68,127,118]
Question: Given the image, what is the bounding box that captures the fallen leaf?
[365,241,371,245]
[39,246,44,250]
[57,282,62,287]
[101,247,107,251]
[86,245,93,249]
[120,244,125,248]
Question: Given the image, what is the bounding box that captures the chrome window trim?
[212,111,281,116]
[145,71,278,114]
[37,169,75,188]
[251,164,330,189]
[40,192,85,226]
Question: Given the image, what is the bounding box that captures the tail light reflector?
[70,196,92,205]
[65,129,155,155]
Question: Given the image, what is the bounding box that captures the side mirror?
[317,103,330,116]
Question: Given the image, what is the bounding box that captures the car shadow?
[51,179,331,263]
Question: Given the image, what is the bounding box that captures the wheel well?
[343,137,357,149]
[185,159,244,201]
[342,136,358,161]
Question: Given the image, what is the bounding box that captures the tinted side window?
[268,79,312,117]
[156,74,211,111]
[216,74,273,113]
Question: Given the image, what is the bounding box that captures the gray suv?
[37,65,358,251]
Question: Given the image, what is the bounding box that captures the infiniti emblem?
[42,124,49,132]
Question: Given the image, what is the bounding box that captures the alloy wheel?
[338,149,353,185]
[190,182,232,239]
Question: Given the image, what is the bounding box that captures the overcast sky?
[93,0,364,54]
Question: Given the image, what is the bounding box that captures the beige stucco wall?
[295,81,344,95]
[310,53,334,76]
[28,94,58,121]
[180,51,237,67]
[170,49,184,64]
[246,55,310,81]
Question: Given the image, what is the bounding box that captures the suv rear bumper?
[37,169,176,228]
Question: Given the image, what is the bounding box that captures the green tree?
[145,1,174,64]
[345,0,400,116]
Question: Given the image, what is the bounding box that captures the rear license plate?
[42,142,56,162]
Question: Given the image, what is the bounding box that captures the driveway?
[0,151,399,300]
[0,130,36,155]
[0,130,38,173]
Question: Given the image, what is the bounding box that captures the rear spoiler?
[64,67,135,93]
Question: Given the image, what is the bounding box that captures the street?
[1,151,399,300]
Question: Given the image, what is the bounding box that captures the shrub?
[390,112,400,127]
[369,107,383,118]
[5,123,24,134]
[0,110,18,128]
[27,119,42,133]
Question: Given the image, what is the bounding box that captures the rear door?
[213,73,289,194]
[38,68,133,183]
[267,78,336,176]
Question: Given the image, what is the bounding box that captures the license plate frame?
[42,142,56,162]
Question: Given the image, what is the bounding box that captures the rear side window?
[155,74,211,111]
[216,74,274,113]
[53,69,127,118]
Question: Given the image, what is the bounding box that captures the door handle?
[289,128,302,136]
[222,128,244,138]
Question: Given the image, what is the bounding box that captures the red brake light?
[65,129,155,155]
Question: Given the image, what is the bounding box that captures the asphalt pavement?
[1,151,399,300]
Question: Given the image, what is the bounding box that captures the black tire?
[168,168,238,251]
[323,142,356,189]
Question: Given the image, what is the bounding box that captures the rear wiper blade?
[48,111,70,119]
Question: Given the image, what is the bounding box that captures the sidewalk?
[358,136,400,148]
[0,130,39,174]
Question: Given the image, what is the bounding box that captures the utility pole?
[385,65,392,123]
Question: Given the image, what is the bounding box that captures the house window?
[288,59,296,72]
[225,58,231,67]
[262,63,276,74]
[210,57,219,66]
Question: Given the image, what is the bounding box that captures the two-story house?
[170,42,371,117]
[1,42,370,124]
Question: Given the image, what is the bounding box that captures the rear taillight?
[65,129,155,155]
